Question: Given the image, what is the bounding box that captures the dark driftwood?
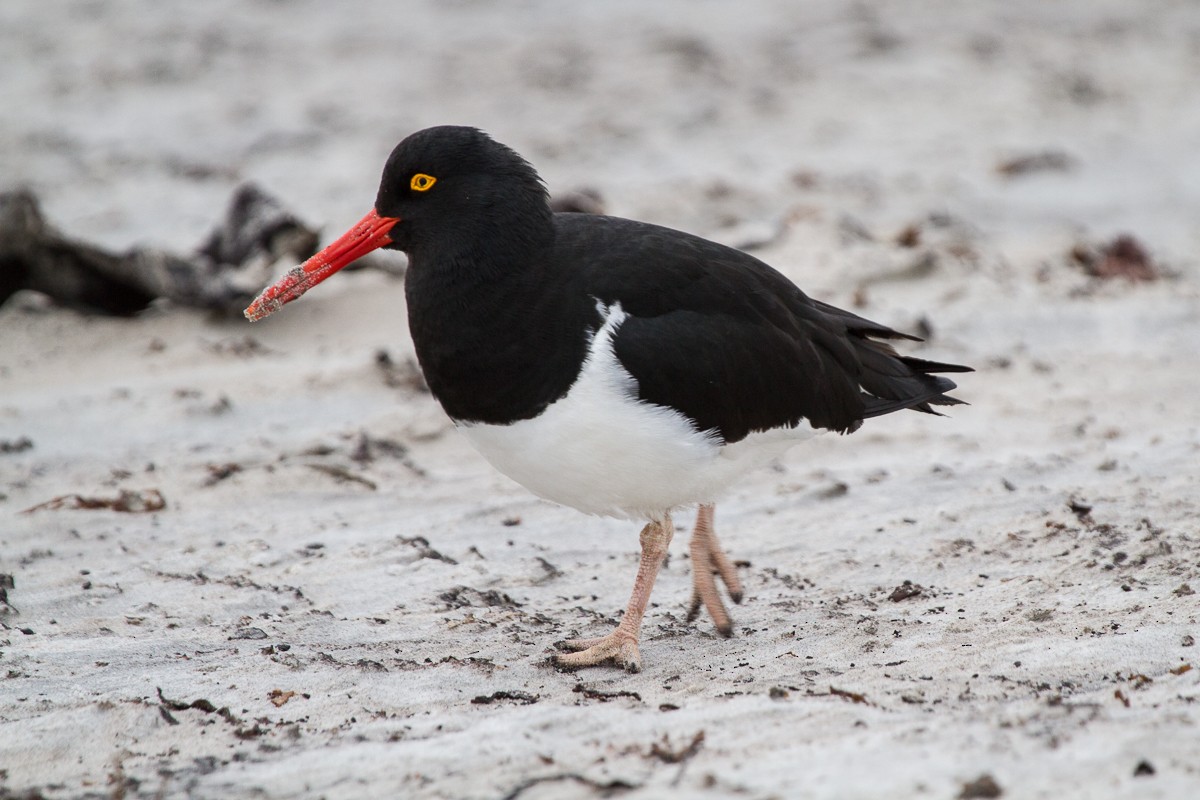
[0,184,319,315]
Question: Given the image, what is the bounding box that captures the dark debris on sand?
[0,184,317,315]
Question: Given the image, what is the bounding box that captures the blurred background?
[4,0,1198,260]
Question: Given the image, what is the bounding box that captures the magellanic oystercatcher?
[246,126,971,672]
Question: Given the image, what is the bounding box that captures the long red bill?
[244,209,399,321]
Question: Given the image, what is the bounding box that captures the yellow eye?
[410,173,436,192]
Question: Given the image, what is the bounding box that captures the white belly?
[455,303,820,520]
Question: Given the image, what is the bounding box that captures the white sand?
[2,1,1198,798]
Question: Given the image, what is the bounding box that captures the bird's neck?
[404,227,595,425]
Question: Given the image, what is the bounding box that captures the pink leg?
[686,503,744,637]
[555,516,674,673]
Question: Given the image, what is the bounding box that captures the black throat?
[403,216,596,426]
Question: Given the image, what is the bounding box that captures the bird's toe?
[556,635,606,653]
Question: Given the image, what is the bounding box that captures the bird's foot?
[686,504,744,637]
[553,518,673,673]
[686,578,741,638]
[553,630,642,673]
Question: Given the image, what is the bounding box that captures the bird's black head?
[374,126,553,261]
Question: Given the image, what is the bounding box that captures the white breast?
[456,302,820,520]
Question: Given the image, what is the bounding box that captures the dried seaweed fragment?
[22,488,166,514]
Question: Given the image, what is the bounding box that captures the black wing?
[557,214,970,444]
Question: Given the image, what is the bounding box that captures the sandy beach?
[2,1,1198,798]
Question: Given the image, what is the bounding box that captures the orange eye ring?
[411,173,437,192]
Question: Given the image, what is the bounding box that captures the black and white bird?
[246,126,970,672]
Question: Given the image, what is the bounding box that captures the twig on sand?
[498,773,637,800]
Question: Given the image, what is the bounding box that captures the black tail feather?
[839,316,973,421]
